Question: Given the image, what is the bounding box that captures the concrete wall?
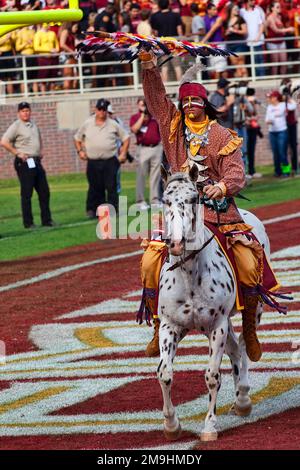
[0,87,297,179]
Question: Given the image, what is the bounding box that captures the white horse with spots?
[157,168,269,442]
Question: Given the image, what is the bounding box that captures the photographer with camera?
[130,98,162,210]
[210,78,235,129]
[280,78,299,175]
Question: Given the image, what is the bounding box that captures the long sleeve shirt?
[14,28,35,55]
[142,67,246,225]
[33,30,59,54]
[265,101,296,132]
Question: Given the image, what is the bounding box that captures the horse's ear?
[161,164,169,184]
[189,164,199,182]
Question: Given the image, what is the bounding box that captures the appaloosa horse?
[157,166,269,442]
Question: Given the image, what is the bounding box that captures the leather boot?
[242,294,262,362]
[145,318,160,357]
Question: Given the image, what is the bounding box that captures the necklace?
[184,122,211,148]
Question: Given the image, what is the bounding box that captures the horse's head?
[162,165,203,257]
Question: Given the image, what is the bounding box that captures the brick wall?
[0,88,297,179]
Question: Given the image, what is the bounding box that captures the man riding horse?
[138,50,281,363]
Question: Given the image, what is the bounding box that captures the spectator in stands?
[224,3,248,77]
[87,11,97,31]
[266,2,294,75]
[118,0,133,32]
[130,98,162,210]
[23,0,41,10]
[14,26,39,94]
[0,33,15,95]
[137,8,153,35]
[240,0,266,77]
[190,2,205,38]
[94,1,117,87]
[74,98,130,216]
[94,0,116,32]
[150,0,183,82]
[34,24,60,94]
[202,2,228,78]
[209,77,235,128]
[265,89,295,177]
[79,0,96,30]
[130,3,142,33]
[179,0,192,35]
[0,0,18,11]
[59,22,78,91]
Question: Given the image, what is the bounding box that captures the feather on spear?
[76,31,237,62]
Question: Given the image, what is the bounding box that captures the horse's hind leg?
[157,321,185,441]
[226,319,252,416]
[201,318,228,442]
[236,300,263,414]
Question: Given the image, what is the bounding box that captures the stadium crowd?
[1,0,300,93]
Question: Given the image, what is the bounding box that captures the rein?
[165,174,219,272]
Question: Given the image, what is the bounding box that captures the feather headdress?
[179,62,207,87]
[76,31,236,62]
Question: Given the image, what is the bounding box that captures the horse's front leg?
[157,320,186,441]
[202,318,229,442]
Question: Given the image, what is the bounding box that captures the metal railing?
[0,35,300,100]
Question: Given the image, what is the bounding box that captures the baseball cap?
[96,98,109,110]
[18,101,31,111]
[266,90,282,99]
[217,78,230,89]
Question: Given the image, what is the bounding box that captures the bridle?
[163,173,216,272]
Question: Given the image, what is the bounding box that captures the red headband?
[179,82,208,101]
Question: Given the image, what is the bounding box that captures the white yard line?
[0,250,142,293]
[263,211,300,225]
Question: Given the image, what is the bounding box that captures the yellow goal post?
[0,0,83,37]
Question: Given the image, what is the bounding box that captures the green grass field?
[1,167,300,262]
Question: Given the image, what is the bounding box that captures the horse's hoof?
[200,431,218,442]
[164,423,182,441]
[234,402,252,417]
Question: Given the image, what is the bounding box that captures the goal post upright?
[0,1,83,36]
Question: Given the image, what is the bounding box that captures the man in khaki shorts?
[74,99,130,217]
[1,102,53,229]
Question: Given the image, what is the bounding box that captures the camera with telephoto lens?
[228,84,249,96]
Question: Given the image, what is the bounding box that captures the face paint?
[182,100,205,110]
